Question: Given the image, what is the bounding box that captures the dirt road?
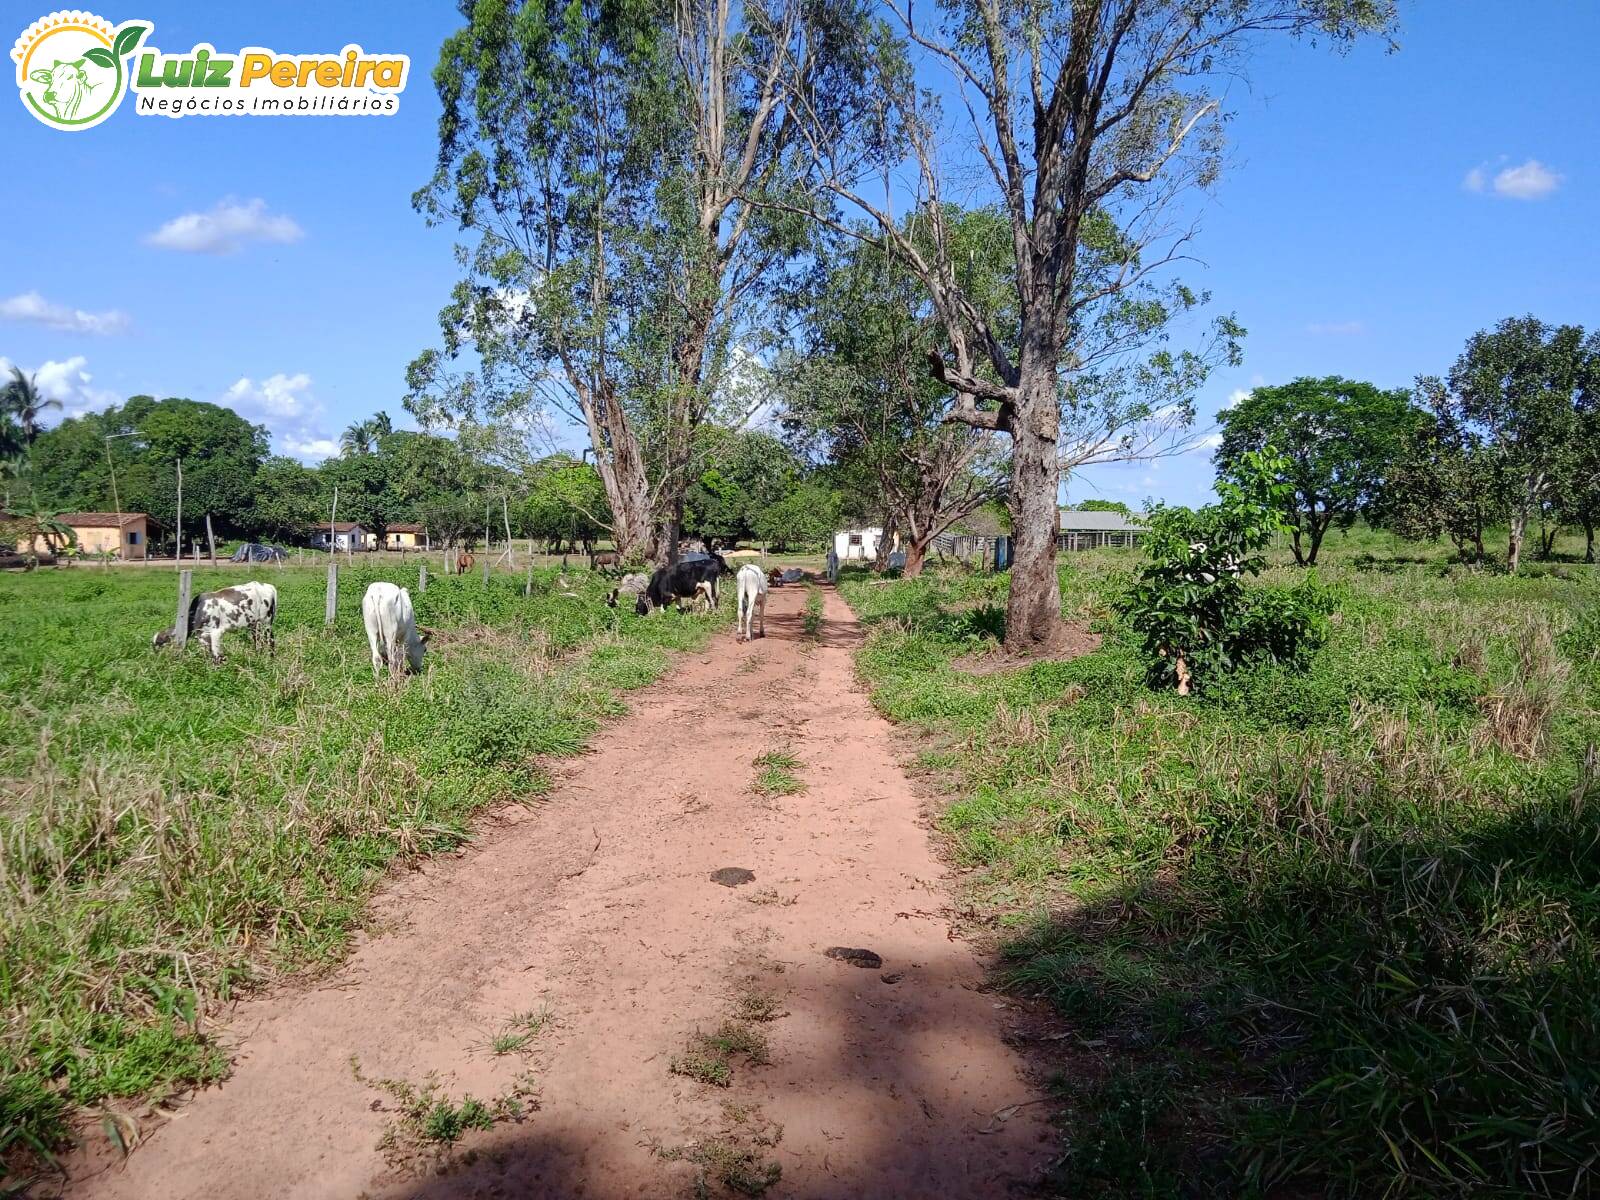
[65,584,1048,1199]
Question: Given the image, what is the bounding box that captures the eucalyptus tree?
[779,0,1396,650]
[411,0,864,562]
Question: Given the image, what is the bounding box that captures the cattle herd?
[151,554,780,674]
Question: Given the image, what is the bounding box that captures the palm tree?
[0,408,23,462]
[4,501,74,563]
[1,366,62,444]
[340,420,375,456]
[340,412,395,456]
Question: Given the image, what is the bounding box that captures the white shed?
[834,527,883,561]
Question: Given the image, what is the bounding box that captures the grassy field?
[840,528,1599,1198]
[0,560,729,1180]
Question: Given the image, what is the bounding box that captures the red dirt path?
[63,584,1048,1199]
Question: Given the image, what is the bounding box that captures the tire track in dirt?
[63,583,1048,1199]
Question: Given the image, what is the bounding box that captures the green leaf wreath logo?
[12,12,149,131]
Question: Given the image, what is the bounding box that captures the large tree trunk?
[1585,519,1595,564]
[584,382,656,564]
[1003,366,1063,652]
[1508,508,1525,575]
[901,537,929,578]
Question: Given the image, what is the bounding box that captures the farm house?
[309,522,370,552]
[18,512,152,560]
[382,523,427,550]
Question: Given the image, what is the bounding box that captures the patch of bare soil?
[952,619,1102,675]
[59,585,1049,1200]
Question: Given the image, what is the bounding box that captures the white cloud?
[0,291,130,335]
[1463,157,1563,201]
[1195,431,1224,449]
[224,372,314,420]
[282,435,340,459]
[0,355,120,420]
[1224,388,1252,409]
[223,372,336,461]
[1306,320,1366,336]
[146,198,304,254]
[1492,159,1562,200]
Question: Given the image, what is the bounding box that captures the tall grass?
[0,562,725,1177]
[841,543,1600,1197]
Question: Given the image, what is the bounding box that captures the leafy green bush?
[1124,450,1330,692]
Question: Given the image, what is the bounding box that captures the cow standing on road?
[735,564,768,641]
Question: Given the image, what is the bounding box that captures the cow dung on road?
[710,867,756,887]
[824,947,883,969]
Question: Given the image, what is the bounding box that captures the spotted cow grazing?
[152,581,277,662]
[362,581,428,680]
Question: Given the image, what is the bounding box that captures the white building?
[834,527,884,561]
[309,521,370,552]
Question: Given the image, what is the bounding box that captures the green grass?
[0,561,727,1180]
[350,1055,536,1164]
[653,1100,785,1198]
[751,748,805,797]
[802,584,823,638]
[484,1005,554,1057]
[839,531,1600,1199]
[670,1021,772,1088]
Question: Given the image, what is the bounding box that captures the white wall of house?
[311,526,369,551]
[834,527,882,561]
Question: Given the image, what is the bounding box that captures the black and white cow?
[152,581,277,662]
[634,554,728,615]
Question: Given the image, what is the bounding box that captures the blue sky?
[3,1,1595,507]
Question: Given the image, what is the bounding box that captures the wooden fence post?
[325,562,338,627]
[482,555,491,586]
[175,569,192,648]
[418,563,427,594]
[524,561,533,597]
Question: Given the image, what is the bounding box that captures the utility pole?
[173,457,183,569]
[104,432,136,561]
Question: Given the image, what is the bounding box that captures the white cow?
[735,563,768,642]
[152,581,277,662]
[362,581,428,679]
